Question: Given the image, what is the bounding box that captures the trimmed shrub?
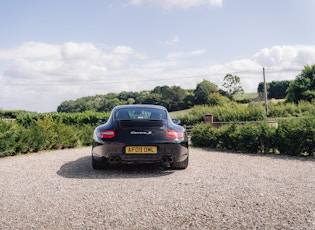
[207,92,230,106]
[179,103,266,125]
[15,111,110,126]
[191,123,217,148]
[229,123,263,153]
[76,124,95,146]
[0,121,18,156]
[190,120,315,156]
[268,101,315,118]
[215,124,237,150]
[34,117,78,150]
[0,116,96,156]
[275,117,315,156]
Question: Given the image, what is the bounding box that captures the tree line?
[57,65,315,113]
[57,76,247,113]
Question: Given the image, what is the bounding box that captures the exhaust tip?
[109,156,121,164]
[115,156,121,163]
[108,157,115,164]
[168,157,174,163]
[161,156,173,163]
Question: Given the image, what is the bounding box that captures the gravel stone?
[0,147,314,229]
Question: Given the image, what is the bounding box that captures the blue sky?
[1,0,315,112]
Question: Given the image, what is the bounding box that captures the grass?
[234,92,258,101]
[169,108,192,118]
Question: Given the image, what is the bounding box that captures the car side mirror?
[98,119,107,124]
[172,118,181,125]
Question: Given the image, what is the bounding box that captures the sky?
[0,0,315,112]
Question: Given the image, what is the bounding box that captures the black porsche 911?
[92,104,189,170]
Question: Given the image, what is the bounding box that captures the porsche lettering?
[130,131,152,135]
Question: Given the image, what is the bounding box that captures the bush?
[15,111,110,126]
[275,117,315,156]
[191,123,217,148]
[0,114,100,156]
[0,110,27,119]
[14,125,47,153]
[207,93,230,106]
[0,121,18,156]
[228,123,264,153]
[268,100,315,118]
[76,124,95,146]
[33,117,78,150]
[214,124,235,150]
[179,103,266,125]
[190,120,315,156]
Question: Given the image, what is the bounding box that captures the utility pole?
[263,67,268,114]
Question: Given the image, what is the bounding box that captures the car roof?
[113,104,167,111]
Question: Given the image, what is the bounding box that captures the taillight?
[98,130,116,139]
[166,130,184,139]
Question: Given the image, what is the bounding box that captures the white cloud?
[61,42,102,61]
[1,43,315,112]
[207,45,315,92]
[0,42,143,111]
[253,45,315,69]
[0,42,60,60]
[1,42,140,84]
[103,46,136,67]
[129,0,223,9]
[167,49,205,60]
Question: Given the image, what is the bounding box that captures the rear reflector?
[98,130,115,139]
[166,130,184,139]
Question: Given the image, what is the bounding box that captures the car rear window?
[115,108,167,120]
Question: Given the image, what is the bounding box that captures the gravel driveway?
[0,147,314,229]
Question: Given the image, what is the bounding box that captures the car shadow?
[57,156,175,179]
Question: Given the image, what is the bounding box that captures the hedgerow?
[15,111,110,126]
[274,117,315,156]
[178,103,266,125]
[191,117,314,157]
[268,100,315,118]
[177,101,315,125]
[1,102,314,157]
[0,111,110,157]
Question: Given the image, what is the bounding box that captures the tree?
[127,98,135,104]
[207,92,230,106]
[194,80,218,105]
[222,74,244,99]
[183,90,195,108]
[286,65,315,103]
[257,80,291,99]
[168,86,188,111]
[151,85,188,111]
[141,93,163,105]
[98,97,122,112]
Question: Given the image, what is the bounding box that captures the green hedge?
[177,101,315,126]
[268,101,315,118]
[1,106,314,157]
[0,118,96,157]
[191,117,315,157]
[15,111,110,126]
[178,103,266,125]
[274,118,315,156]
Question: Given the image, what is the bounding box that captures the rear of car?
[92,105,189,169]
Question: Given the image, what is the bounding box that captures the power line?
[0,68,301,86]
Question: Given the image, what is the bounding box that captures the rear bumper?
[92,142,188,164]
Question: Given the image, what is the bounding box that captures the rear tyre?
[171,156,188,169]
[92,157,108,170]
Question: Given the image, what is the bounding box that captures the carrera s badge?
[130,131,152,135]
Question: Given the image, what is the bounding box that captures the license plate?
[125,146,157,154]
